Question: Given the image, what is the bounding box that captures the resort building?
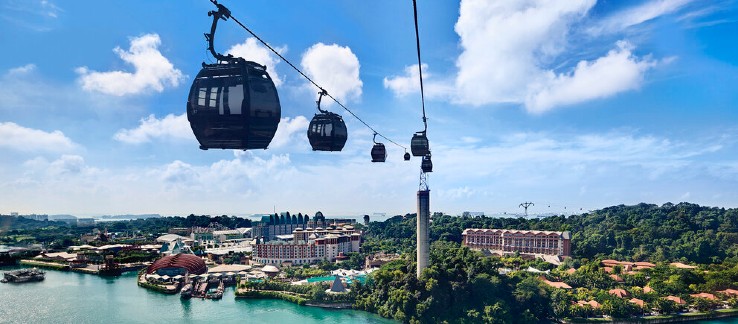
[159,239,194,256]
[253,211,356,242]
[191,226,215,244]
[462,228,571,257]
[253,212,314,241]
[212,228,251,243]
[252,225,361,266]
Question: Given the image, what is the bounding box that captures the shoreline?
[7,265,737,323]
[18,259,146,275]
[566,309,738,323]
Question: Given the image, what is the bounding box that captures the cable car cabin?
[404,152,411,161]
[187,60,281,150]
[307,112,347,151]
[421,154,433,173]
[411,132,429,156]
[371,143,387,162]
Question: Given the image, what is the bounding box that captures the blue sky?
[1,0,737,217]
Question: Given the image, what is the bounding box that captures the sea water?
[0,267,392,324]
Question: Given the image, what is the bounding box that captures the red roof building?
[718,289,738,296]
[577,300,601,309]
[609,288,630,298]
[540,276,572,289]
[664,296,686,305]
[146,253,207,275]
[690,292,717,300]
[629,298,645,308]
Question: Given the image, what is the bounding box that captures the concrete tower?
[416,189,430,278]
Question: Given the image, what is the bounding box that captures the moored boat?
[180,283,193,299]
[1,268,45,283]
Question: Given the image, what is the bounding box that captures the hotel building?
[462,228,571,257]
[252,225,361,266]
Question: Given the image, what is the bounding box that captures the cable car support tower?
[411,0,432,279]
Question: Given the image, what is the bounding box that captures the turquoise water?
[2,266,737,323]
[0,267,393,324]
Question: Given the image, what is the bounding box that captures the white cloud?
[21,154,97,182]
[0,1,62,31]
[160,160,197,184]
[383,64,453,99]
[40,0,62,18]
[7,64,37,76]
[113,113,192,144]
[439,186,478,200]
[152,153,295,193]
[76,33,184,96]
[48,154,86,176]
[435,131,720,187]
[452,0,663,112]
[454,0,596,106]
[384,64,426,97]
[4,127,736,216]
[226,37,286,87]
[0,122,76,153]
[300,43,362,104]
[590,0,692,35]
[269,116,309,149]
[525,41,658,113]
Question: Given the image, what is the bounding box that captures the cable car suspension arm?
[206,0,236,63]
[316,89,328,114]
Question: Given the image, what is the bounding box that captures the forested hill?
[363,202,738,264]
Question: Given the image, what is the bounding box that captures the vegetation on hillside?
[363,202,738,264]
[353,241,553,323]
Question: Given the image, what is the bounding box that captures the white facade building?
[252,225,361,266]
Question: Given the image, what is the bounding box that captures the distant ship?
[1,268,45,283]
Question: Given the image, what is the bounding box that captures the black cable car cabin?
[187,1,280,150]
[370,133,386,162]
[421,154,433,173]
[411,131,429,156]
[404,151,411,161]
[308,112,347,151]
[307,90,347,151]
[187,60,281,150]
[371,143,387,162]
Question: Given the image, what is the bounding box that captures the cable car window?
[219,87,225,114]
[249,78,278,118]
[324,123,332,136]
[334,122,347,136]
[227,84,243,115]
[198,88,207,106]
[209,87,218,108]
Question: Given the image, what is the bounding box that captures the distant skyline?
[1,0,737,217]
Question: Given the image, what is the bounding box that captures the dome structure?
[146,253,207,275]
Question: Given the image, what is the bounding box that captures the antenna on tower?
[519,202,534,217]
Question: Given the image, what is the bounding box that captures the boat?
[206,281,224,300]
[1,268,45,283]
[180,283,193,299]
